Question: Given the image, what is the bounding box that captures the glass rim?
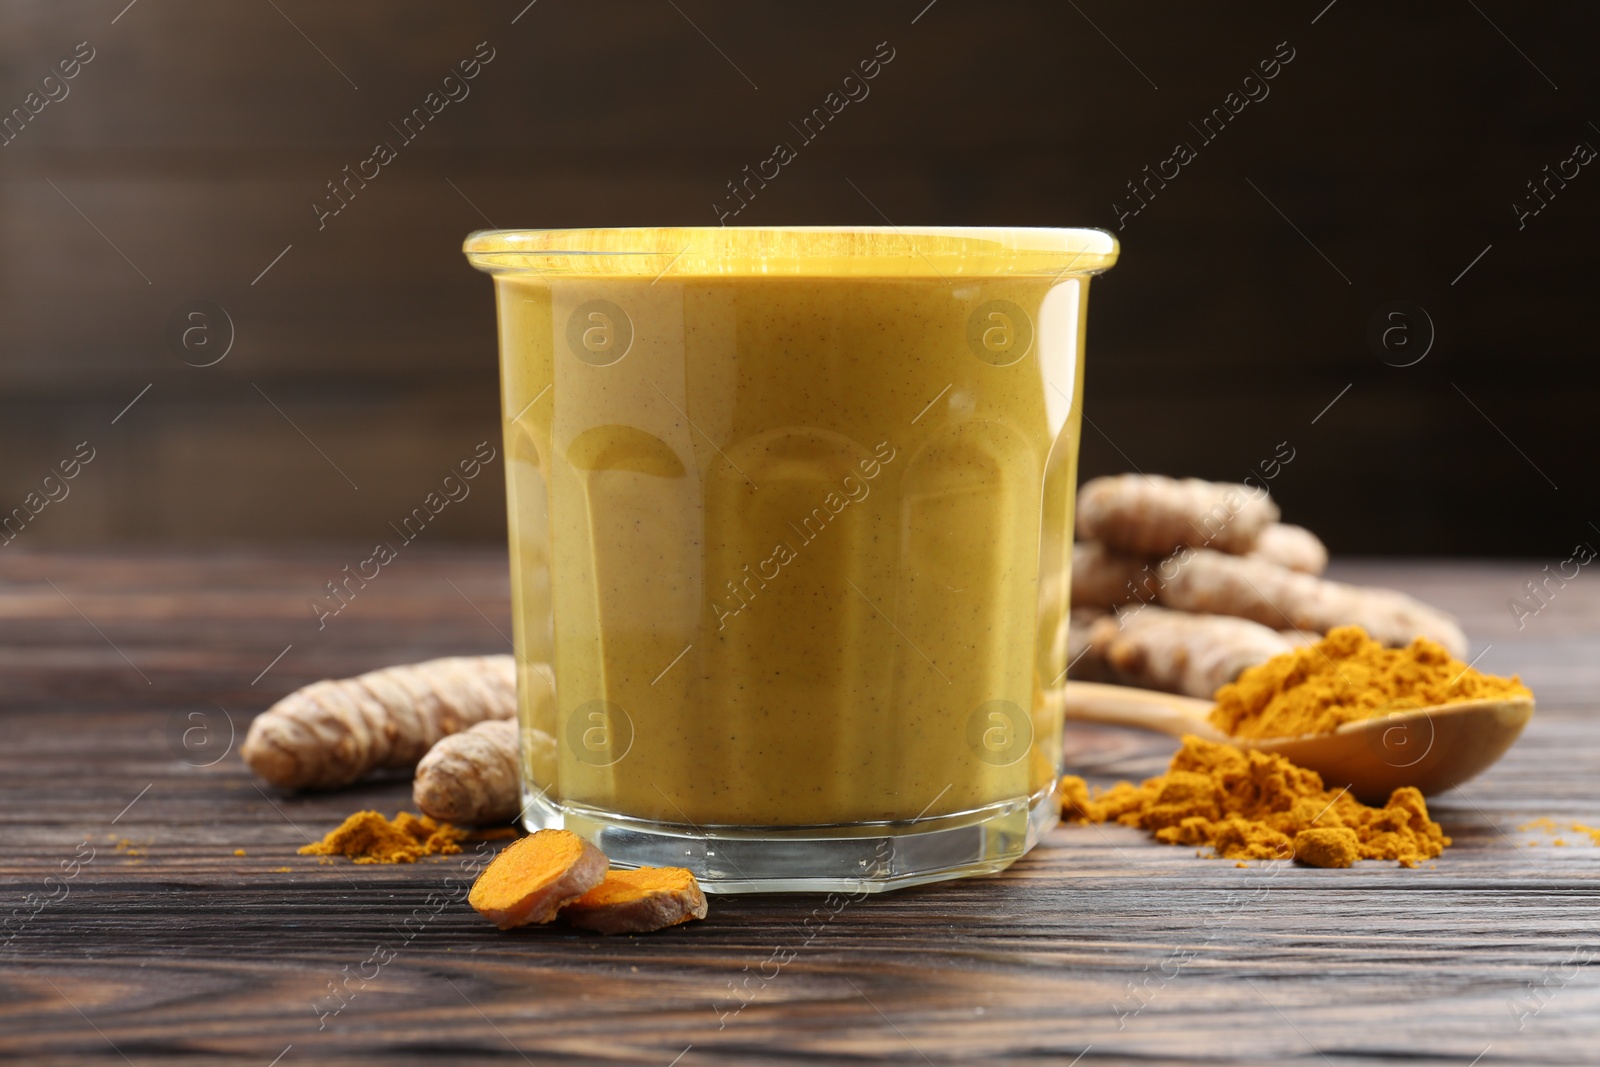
[463,225,1118,278]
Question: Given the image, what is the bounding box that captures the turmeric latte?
[484,230,1114,826]
[1208,625,1529,741]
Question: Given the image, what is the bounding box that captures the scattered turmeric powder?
[297,810,466,864]
[1062,735,1451,868]
[1209,626,1529,740]
[564,866,708,935]
[242,655,517,789]
[233,849,247,857]
[1519,819,1600,847]
[469,829,608,929]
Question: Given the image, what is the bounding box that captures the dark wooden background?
[1,1,1595,555]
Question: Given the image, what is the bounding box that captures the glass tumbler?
[465,227,1118,892]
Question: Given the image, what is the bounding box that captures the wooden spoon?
[1061,680,1533,804]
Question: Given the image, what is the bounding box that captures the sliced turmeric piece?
[562,866,708,935]
[468,829,607,929]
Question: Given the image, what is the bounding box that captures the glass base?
[519,782,1060,894]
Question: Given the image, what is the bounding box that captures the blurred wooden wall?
[1,1,1595,554]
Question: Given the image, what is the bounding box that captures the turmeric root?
[414,720,531,826]
[413,666,558,825]
[1246,523,1328,575]
[1076,474,1279,556]
[468,829,608,929]
[1059,606,1113,683]
[242,655,516,789]
[1070,541,1153,609]
[1086,605,1299,700]
[1157,549,1468,657]
[563,866,708,935]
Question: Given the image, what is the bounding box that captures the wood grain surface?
[2,549,1598,1065]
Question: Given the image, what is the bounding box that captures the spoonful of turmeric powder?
[1062,625,1533,803]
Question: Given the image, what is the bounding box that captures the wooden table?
[3,549,1597,1065]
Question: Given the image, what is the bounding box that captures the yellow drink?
[466,227,1116,891]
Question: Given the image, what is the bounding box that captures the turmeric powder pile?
[1210,625,1530,740]
[1061,736,1451,868]
[297,810,466,864]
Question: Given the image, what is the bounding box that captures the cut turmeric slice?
[562,866,708,935]
[468,829,607,929]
